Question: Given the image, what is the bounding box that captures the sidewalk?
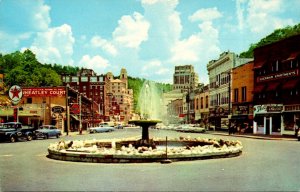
[207,131,297,141]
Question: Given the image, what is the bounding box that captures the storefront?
[231,104,254,128]
[253,104,283,135]
[282,104,300,135]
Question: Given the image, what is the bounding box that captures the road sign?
[70,103,80,114]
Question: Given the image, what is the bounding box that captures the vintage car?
[35,125,62,139]
[0,122,36,142]
[89,124,115,133]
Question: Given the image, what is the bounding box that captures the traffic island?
[47,136,243,163]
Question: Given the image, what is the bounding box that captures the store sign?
[257,69,299,82]
[254,104,283,115]
[285,105,300,112]
[267,105,283,112]
[9,85,23,105]
[238,106,248,112]
[70,103,80,114]
[52,106,64,113]
[22,88,66,97]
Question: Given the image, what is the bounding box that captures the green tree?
[239,23,300,58]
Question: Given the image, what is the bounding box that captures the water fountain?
[47,81,243,163]
[129,81,163,148]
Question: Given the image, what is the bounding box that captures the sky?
[0,0,300,84]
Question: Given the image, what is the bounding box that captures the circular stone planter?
[47,137,243,163]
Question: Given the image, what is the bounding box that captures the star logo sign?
[9,85,23,104]
[10,86,21,99]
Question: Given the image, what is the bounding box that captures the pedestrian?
[295,120,299,137]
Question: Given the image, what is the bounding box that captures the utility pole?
[79,93,82,134]
[228,72,231,134]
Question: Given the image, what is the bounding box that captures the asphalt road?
[1,128,300,191]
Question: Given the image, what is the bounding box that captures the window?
[201,97,203,109]
[234,88,239,103]
[205,96,209,108]
[196,98,199,110]
[242,86,247,102]
[27,98,32,104]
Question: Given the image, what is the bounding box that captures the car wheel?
[44,134,49,139]
[56,134,60,138]
[27,135,33,141]
[10,136,17,143]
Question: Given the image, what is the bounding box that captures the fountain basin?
[47,137,243,163]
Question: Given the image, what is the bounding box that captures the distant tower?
[106,72,114,81]
[120,68,128,89]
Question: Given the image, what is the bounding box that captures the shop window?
[27,98,32,104]
[242,87,247,102]
[234,88,239,103]
[201,97,203,109]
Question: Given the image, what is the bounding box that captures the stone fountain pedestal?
[129,120,161,148]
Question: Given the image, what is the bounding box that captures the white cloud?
[79,55,109,71]
[236,0,246,30]
[90,36,118,56]
[189,7,222,22]
[170,21,220,65]
[139,0,181,60]
[32,1,51,31]
[29,24,75,65]
[0,0,50,33]
[0,32,31,53]
[112,12,150,48]
[237,0,295,33]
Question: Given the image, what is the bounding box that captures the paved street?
[1,128,300,191]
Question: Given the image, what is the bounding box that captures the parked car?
[0,122,36,142]
[115,124,123,129]
[35,125,62,139]
[89,125,115,133]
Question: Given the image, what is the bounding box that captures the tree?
[239,23,300,58]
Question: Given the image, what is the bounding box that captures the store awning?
[282,79,299,90]
[283,52,300,62]
[253,84,266,93]
[266,82,280,91]
[253,61,265,69]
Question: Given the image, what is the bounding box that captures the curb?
[207,132,296,141]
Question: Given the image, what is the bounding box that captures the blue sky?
[1,0,300,84]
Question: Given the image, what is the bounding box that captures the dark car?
[35,125,61,139]
[0,122,36,142]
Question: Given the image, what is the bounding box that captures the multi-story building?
[253,35,300,135]
[231,61,254,129]
[207,51,252,130]
[106,68,133,122]
[173,65,199,90]
[164,65,200,123]
[167,98,183,124]
[194,85,209,127]
[62,69,109,124]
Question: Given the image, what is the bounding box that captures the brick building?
[194,85,209,127]
[253,34,300,135]
[106,68,133,122]
[231,61,254,129]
